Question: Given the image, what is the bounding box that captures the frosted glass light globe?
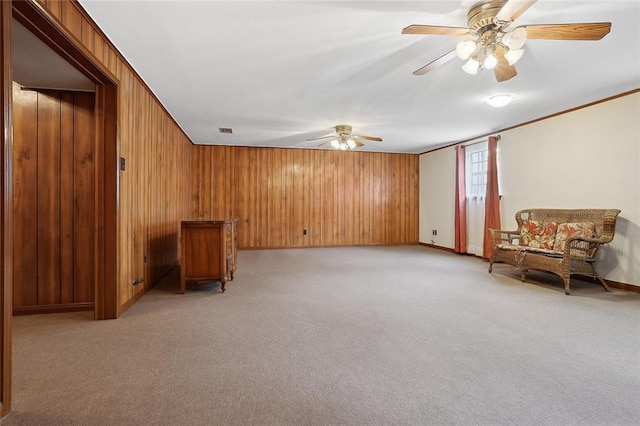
[483,54,498,70]
[456,40,477,60]
[504,48,524,65]
[462,58,480,75]
[502,27,527,50]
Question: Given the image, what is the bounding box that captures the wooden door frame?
[1,0,12,418]
[1,0,119,416]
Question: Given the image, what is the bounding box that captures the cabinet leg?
[220,278,227,293]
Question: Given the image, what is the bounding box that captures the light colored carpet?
[4,246,639,425]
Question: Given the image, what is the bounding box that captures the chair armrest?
[571,235,613,245]
[563,236,607,259]
[489,229,520,246]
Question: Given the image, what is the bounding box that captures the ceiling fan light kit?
[402,0,611,83]
[504,48,524,65]
[330,137,357,150]
[304,0,612,151]
[462,57,480,75]
[307,124,383,150]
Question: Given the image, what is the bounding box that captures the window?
[465,142,488,198]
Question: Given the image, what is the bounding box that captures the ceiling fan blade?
[317,140,333,147]
[524,22,611,40]
[354,140,365,148]
[413,50,457,76]
[493,45,517,82]
[496,0,537,23]
[306,134,335,142]
[353,135,382,142]
[402,25,470,36]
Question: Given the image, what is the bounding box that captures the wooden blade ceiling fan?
[307,125,382,150]
[402,0,611,82]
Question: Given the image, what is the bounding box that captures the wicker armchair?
[488,208,621,295]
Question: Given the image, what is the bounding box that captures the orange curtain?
[454,145,467,253]
[483,136,501,259]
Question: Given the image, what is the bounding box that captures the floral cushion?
[497,244,562,257]
[519,220,558,250]
[553,222,595,256]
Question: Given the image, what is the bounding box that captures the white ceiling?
[79,0,640,153]
[12,19,95,92]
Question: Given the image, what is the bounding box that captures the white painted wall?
[419,91,640,287]
[419,148,455,248]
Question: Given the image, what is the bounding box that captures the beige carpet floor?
[3,245,639,425]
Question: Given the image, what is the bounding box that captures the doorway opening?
[2,0,119,416]
[12,17,98,315]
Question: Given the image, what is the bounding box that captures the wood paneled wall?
[192,146,419,248]
[12,83,95,310]
[36,0,194,312]
[35,1,417,306]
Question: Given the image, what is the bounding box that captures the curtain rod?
[461,134,501,147]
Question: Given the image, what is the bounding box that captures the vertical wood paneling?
[93,31,104,64]
[80,17,94,54]
[73,92,95,303]
[59,93,74,304]
[22,1,195,314]
[302,149,312,246]
[36,92,61,305]
[60,1,81,37]
[44,0,62,21]
[118,67,132,305]
[293,150,304,247]
[311,149,323,244]
[12,85,38,307]
[345,153,354,245]
[12,85,96,309]
[191,145,201,219]
[36,1,415,311]
[201,147,211,218]
[106,46,117,77]
[362,154,369,243]
[269,149,281,246]
[194,146,419,248]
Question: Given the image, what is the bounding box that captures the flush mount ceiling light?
[486,93,515,107]
[402,0,611,83]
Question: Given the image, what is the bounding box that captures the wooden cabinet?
[180,219,237,293]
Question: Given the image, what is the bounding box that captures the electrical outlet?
[303,229,307,235]
[434,230,438,236]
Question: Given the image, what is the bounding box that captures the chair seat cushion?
[520,220,558,250]
[497,244,562,257]
[496,244,595,262]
